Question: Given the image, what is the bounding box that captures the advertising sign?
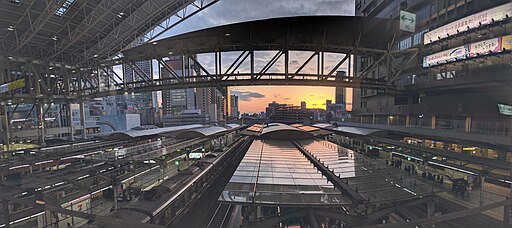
[0,79,25,93]
[399,10,416,32]
[498,104,512,116]
[423,45,468,67]
[424,2,512,44]
[468,37,502,57]
[502,35,512,50]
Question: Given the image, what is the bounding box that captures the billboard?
[498,104,512,116]
[0,79,25,93]
[423,45,468,67]
[424,2,512,44]
[502,35,512,50]
[468,37,502,57]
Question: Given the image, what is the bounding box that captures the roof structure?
[219,139,445,207]
[122,15,396,61]
[0,0,197,67]
[175,126,234,139]
[260,123,314,140]
[102,124,204,140]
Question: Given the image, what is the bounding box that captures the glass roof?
[220,139,446,206]
[219,139,350,206]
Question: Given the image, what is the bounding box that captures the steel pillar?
[36,102,46,145]
[79,101,86,139]
[67,102,74,141]
[1,104,9,152]
[2,199,10,228]
[503,200,511,228]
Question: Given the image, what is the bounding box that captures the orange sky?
[232,86,352,114]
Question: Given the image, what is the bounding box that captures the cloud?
[231,89,266,101]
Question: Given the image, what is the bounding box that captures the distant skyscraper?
[230,95,239,119]
[122,60,154,125]
[335,71,347,105]
[161,56,196,116]
[300,101,307,110]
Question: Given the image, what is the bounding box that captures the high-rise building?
[161,56,196,116]
[300,101,306,110]
[335,71,347,105]
[122,60,154,125]
[230,95,239,119]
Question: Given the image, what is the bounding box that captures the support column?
[465,116,472,133]
[480,175,486,206]
[36,103,46,145]
[1,104,10,152]
[503,200,511,228]
[372,114,375,125]
[431,115,436,129]
[67,102,74,141]
[79,101,87,139]
[2,199,10,228]
[406,115,410,127]
[113,184,119,211]
[427,201,435,228]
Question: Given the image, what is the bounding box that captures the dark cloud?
[231,89,266,101]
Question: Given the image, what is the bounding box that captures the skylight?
[54,0,76,17]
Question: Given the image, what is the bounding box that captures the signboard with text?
[0,79,25,93]
[423,45,468,67]
[468,37,502,57]
[399,10,416,33]
[498,104,512,116]
[502,35,512,50]
[424,2,512,44]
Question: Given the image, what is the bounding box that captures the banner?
[423,45,468,67]
[502,35,512,50]
[468,37,502,57]
[0,79,25,93]
[424,2,512,44]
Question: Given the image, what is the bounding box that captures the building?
[300,101,306,110]
[352,0,512,159]
[162,109,209,127]
[230,95,239,119]
[335,70,347,105]
[161,56,196,117]
[98,114,141,133]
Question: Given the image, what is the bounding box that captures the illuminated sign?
[423,45,468,67]
[189,152,204,159]
[498,104,512,116]
[424,2,512,44]
[0,79,25,93]
[423,36,508,67]
[468,37,501,57]
[502,35,512,50]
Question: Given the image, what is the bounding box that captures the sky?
[156,0,356,113]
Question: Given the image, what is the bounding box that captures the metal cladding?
[123,16,396,61]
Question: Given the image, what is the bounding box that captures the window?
[399,37,412,50]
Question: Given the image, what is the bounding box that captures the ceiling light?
[52,36,58,41]
[168,51,173,55]
[152,42,158,45]
[118,12,124,18]
[49,66,53,70]
[7,56,13,59]
[225,33,231,37]
[7,26,14,31]
[93,54,98,58]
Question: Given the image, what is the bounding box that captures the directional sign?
[400,10,416,32]
[498,104,512,116]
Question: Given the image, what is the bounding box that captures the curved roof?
[225,123,241,129]
[103,124,204,140]
[260,123,314,140]
[123,16,395,61]
[175,126,230,139]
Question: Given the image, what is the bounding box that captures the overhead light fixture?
[152,42,158,45]
[52,36,58,41]
[49,66,53,70]
[93,54,98,58]
[225,33,231,37]
[7,25,14,31]
[7,56,13,59]
[118,12,124,18]
[168,51,173,55]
